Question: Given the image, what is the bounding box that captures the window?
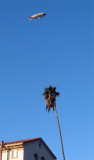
[12,149,18,158]
[39,142,41,148]
[41,156,45,160]
[34,153,38,160]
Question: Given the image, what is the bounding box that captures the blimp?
[29,13,46,20]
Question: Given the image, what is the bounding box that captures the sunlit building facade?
[0,137,56,160]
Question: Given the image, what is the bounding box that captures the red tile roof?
[4,137,41,145]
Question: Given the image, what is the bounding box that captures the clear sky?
[0,0,94,160]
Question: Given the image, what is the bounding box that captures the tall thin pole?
[0,141,3,160]
[54,105,65,160]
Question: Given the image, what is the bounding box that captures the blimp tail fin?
[29,16,32,20]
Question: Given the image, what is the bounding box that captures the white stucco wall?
[2,148,24,160]
[23,140,56,160]
[2,151,7,160]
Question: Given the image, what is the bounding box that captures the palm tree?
[43,85,65,160]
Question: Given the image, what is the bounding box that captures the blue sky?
[0,0,94,160]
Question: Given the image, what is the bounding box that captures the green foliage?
[43,85,60,112]
[43,85,60,97]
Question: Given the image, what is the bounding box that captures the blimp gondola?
[29,13,46,20]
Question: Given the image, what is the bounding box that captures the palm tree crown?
[43,85,60,112]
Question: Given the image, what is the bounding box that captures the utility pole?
[0,141,3,160]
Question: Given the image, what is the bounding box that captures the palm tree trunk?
[54,105,65,160]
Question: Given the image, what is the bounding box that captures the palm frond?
[43,91,49,95]
[49,85,53,91]
[45,88,50,92]
[55,92,60,97]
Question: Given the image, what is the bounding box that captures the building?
[0,137,56,160]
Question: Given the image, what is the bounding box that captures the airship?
[29,13,46,20]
